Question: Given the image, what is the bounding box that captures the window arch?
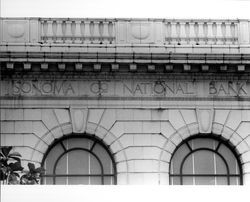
[169,135,243,185]
[41,134,117,185]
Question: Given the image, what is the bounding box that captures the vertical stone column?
[29,19,39,43]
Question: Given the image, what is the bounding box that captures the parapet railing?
[0,18,250,45]
[40,19,115,44]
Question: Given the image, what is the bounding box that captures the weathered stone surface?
[236,122,250,139]
[226,110,242,131]
[180,110,197,124]
[169,110,186,131]
[214,110,230,125]
[99,109,116,130]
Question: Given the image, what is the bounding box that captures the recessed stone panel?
[3,20,29,43]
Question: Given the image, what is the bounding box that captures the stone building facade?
[0,18,250,185]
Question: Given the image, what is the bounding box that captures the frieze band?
[1,80,249,98]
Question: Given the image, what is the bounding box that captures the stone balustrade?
[1,18,250,45]
[40,19,115,44]
[163,20,238,45]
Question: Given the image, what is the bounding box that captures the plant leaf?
[13,172,20,177]
[28,163,36,172]
[9,156,21,162]
[35,167,45,174]
[9,152,22,157]
[10,162,24,171]
[1,147,12,157]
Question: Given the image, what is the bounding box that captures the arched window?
[41,135,116,185]
[169,135,242,185]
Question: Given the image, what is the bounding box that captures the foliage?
[20,163,45,185]
[0,146,45,185]
[0,146,23,184]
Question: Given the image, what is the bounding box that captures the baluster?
[230,22,236,44]
[93,21,100,43]
[212,22,217,44]
[233,22,239,44]
[80,22,85,43]
[198,22,205,45]
[179,22,186,44]
[108,22,114,43]
[84,21,91,43]
[71,21,76,43]
[189,22,196,45]
[102,21,109,44]
[89,21,94,43]
[74,21,82,43]
[165,22,172,44]
[46,20,54,43]
[217,22,224,45]
[176,22,181,44]
[52,21,57,43]
[171,22,178,44]
[99,21,104,44]
[225,22,232,44]
[65,21,72,43]
[56,20,63,43]
[203,22,208,44]
[62,21,66,42]
[184,22,190,44]
[41,20,48,42]
[207,22,214,44]
[194,22,199,45]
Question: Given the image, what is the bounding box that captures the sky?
[0,0,250,19]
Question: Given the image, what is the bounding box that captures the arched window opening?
[41,135,116,185]
[169,136,242,185]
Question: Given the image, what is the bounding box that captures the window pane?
[215,154,227,174]
[171,144,190,174]
[216,177,227,185]
[90,177,102,185]
[170,177,181,185]
[42,137,116,185]
[218,144,239,174]
[68,177,89,185]
[43,177,53,185]
[45,144,64,174]
[68,150,89,174]
[55,154,67,174]
[55,177,67,185]
[194,150,214,174]
[195,177,215,185]
[93,144,112,174]
[230,177,240,185]
[182,154,193,174]
[90,154,102,174]
[183,177,194,185]
[192,138,216,150]
[104,177,115,185]
[64,138,93,150]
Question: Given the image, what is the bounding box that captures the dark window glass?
[170,136,242,185]
[42,135,116,185]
